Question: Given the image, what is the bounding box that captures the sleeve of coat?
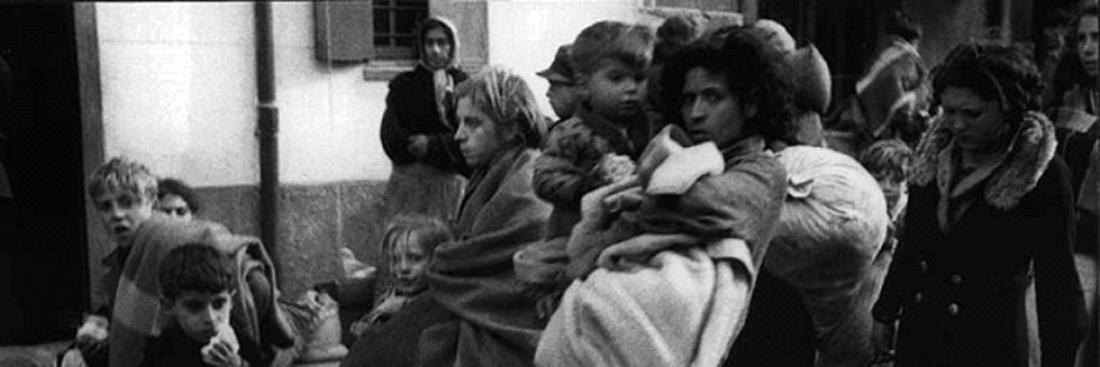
[1031,158,1088,367]
[379,88,416,165]
[533,124,602,210]
[872,191,925,323]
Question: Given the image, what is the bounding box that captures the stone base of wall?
[195,180,388,299]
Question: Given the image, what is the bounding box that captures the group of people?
[354,5,1100,367]
[69,4,1098,367]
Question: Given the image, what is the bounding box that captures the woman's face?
[939,86,1008,154]
[455,97,501,167]
[1077,15,1099,77]
[423,27,452,70]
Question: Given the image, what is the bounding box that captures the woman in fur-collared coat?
[871,43,1087,367]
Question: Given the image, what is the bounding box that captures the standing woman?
[379,17,469,223]
[871,43,1087,367]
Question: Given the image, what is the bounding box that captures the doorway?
[0,3,90,344]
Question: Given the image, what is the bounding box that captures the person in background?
[1035,7,1073,98]
[157,178,199,221]
[872,43,1087,367]
[537,44,581,122]
[379,16,469,225]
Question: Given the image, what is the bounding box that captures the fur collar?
[909,111,1057,210]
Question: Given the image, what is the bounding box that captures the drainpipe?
[254,1,279,271]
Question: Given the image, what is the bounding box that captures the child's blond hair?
[87,157,158,201]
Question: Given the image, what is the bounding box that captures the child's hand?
[578,177,641,229]
[75,315,109,343]
[202,339,245,367]
[595,154,636,185]
[407,134,430,158]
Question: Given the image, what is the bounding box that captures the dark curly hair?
[658,26,797,143]
[158,244,236,301]
[157,177,200,214]
[931,42,1044,127]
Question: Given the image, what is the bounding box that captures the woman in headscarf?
[343,66,550,367]
[871,43,1087,367]
[379,16,468,224]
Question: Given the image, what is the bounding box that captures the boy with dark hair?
[533,20,656,240]
[143,244,252,367]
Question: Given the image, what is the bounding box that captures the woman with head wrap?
[871,43,1087,367]
[343,66,550,367]
[378,17,469,226]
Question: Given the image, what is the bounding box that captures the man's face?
[157,194,193,221]
[680,67,746,147]
[93,191,155,244]
[1077,15,1098,77]
[547,81,579,120]
[584,59,647,121]
[423,27,452,69]
[166,290,233,343]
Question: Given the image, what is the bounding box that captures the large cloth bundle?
[766,146,890,366]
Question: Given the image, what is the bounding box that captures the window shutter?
[314,1,374,63]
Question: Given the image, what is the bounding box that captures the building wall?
[88,0,667,305]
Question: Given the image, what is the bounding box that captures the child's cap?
[537,44,576,84]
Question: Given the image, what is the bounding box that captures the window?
[373,0,429,60]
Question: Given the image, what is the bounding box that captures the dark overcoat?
[873,113,1087,367]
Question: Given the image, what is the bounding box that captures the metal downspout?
[255,1,279,270]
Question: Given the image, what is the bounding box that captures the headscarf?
[455,65,547,149]
[418,17,462,127]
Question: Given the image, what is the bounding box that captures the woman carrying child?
[536,26,792,366]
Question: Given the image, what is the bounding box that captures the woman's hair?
[931,42,1043,126]
[157,177,200,214]
[1050,4,1098,101]
[381,214,453,256]
[658,26,797,143]
[454,65,547,149]
[571,20,655,85]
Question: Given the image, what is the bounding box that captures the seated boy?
[143,244,252,367]
[58,157,161,367]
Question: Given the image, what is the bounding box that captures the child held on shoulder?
[533,20,656,240]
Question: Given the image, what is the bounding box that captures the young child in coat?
[349,214,452,336]
[533,20,656,240]
[142,244,251,367]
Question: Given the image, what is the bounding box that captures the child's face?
[93,191,155,244]
[390,233,430,295]
[547,81,579,120]
[157,194,193,221]
[876,176,909,221]
[584,59,647,122]
[680,67,746,147]
[165,290,233,343]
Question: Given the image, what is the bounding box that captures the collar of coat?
[909,111,1057,210]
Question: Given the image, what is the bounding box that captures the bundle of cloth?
[109,216,300,367]
[765,145,890,366]
[536,125,788,366]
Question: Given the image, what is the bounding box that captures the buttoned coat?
[873,113,1087,367]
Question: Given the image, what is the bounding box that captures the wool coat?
[873,113,1087,367]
